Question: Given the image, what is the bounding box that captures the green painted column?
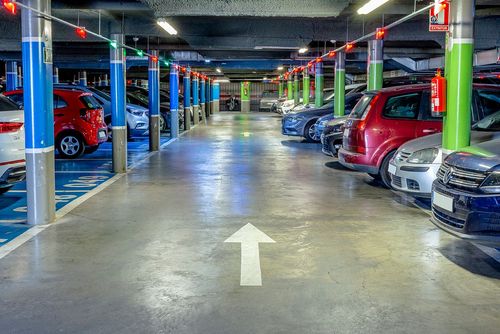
[278,78,284,97]
[315,60,324,107]
[303,67,310,105]
[442,32,452,148]
[293,72,299,105]
[334,52,345,117]
[442,0,474,152]
[287,76,293,99]
[240,81,251,112]
[367,39,383,90]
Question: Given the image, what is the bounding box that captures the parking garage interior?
[0,0,500,333]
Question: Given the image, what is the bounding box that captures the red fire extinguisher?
[431,68,446,117]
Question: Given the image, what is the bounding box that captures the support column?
[315,60,324,107]
[148,50,160,151]
[79,70,87,86]
[206,79,212,116]
[293,72,299,105]
[303,68,310,106]
[213,82,220,113]
[200,77,206,122]
[21,0,55,225]
[5,61,18,91]
[192,73,200,125]
[334,52,346,117]
[110,33,127,173]
[53,67,59,84]
[241,81,250,112]
[17,66,23,87]
[278,78,284,98]
[287,75,293,99]
[367,39,383,90]
[169,65,179,139]
[102,74,108,86]
[183,67,191,130]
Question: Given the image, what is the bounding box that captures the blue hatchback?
[431,137,500,247]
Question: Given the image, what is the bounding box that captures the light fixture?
[357,0,391,15]
[2,0,16,15]
[204,59,211,63]
[136,49,144,57]
[277,66,284,71]
[109,40,118,49]
[298,47,308,54]
[214,78,230,83]
[216,68,222,73]
[76,27,87,39]
[263,77,268,80]
[157,18,178,35]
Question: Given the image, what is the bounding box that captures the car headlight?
[407,148,439,164]
[480,171,500,193]
[287,116,304,123]
[127,108,145,116]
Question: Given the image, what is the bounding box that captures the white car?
[0,95,25,194]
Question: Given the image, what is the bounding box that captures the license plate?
[388,163,396,175]
[433,191,454,212]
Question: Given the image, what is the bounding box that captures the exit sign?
[429,2,450,31]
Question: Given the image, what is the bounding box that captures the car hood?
[399,131,500,154]
[447,138,500,172]
[288,107,332,117]
[127,103,147,111]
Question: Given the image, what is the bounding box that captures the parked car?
[55,85,149,138]
[314,114,335,140]
[431,138,500,247]
[0,94,25,194]
[338,83,498,188]
[321,116,348,156]
[282,93,362,142]
[5,89,108,159]
[259,91,279,112]
[389,89,500,198]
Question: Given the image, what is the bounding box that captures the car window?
[262,91,278,98]
[80,95,101,109]
[349,95,373,119]
[476,89,500,117]
[474,110,500,131]
[5,93,23,107]
[53,94,68,109]
[419,91,442,120]
[344,96,362,115]
[0,95,20,111]
[383,93,420,119]
[88,87,111,101]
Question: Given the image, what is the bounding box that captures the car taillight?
[0,122,23,133]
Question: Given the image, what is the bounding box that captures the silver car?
[259,91,279,111]
[389,111,500,197]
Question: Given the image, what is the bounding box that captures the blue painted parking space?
[0,135,172,243]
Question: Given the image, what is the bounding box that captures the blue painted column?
[101,74,108,86]
[21,0,55,225]
[17,66,23,88]
[200,77,206,122]
[79,70,87,86]
[207,79,212,115]
[148,50,160,151]
[5,61,18,91]
[53,67,59,84]
[110,33,127,173]
[183,67,191,130]
[192,73,200,125]
[213,82,220,113]
[169,65,179,139]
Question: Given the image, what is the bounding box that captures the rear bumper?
[431,181,500,247]
[338,148,378,174]
[0,161,26,188]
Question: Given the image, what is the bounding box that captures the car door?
[414,90,443,137]
[53,93,70,136]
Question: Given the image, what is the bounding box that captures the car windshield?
[319,101,334,110]
[349,95,373,119]
[80,95,102,109]
[88,87,111,101]
[129,91,149,104]
[324,92,335,101]
[0,95,19,111]
[473,89,500,131]
[474,110,500,131]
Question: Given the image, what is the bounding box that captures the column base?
[184,107,191,130]
[193,105,200,125]
[200,103,206,122]
[170,109,179,139]
[25,148,55,225]
[112,126,127,173]
[213,100,220,113]
[241,100,250,113]
[149,115,160,151]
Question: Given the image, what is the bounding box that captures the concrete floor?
[1,112,499,334]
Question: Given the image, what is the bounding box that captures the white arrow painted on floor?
[225,223,275,286]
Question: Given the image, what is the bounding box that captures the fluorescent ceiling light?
[215,78,230,83]
[298,47,308,54]
[357,0,391,15]
[216,68,222,73]
[157,18,177,35]
[263,77,268,80]
[254,46,300,50]
[204,59,211,63]
[277,66,284,71]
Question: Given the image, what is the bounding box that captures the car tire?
[0,186,12,195]
[304,120,320,143]
[330,139,342,157]
[159,114,167,132]
[379,150,397,189]
[57,132,85,159]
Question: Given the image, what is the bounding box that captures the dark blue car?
[431,138,500,247]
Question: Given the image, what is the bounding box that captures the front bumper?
[431,181,500,247]
[0,162,26,188]
[389,161,440,198]
[321,133,342,156]
[281,118,303,136]
[338,148,379,174]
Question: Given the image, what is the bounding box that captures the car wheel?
[330,139,342,157]
[380,150,397,189]
[304,121,320,142]
[0,186,12,195]
[159,115,167,132]
[57,133,85,159]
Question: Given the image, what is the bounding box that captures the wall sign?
[429,1,450,32]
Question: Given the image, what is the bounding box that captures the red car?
[338,83,498,188]
[5,88,108,159]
